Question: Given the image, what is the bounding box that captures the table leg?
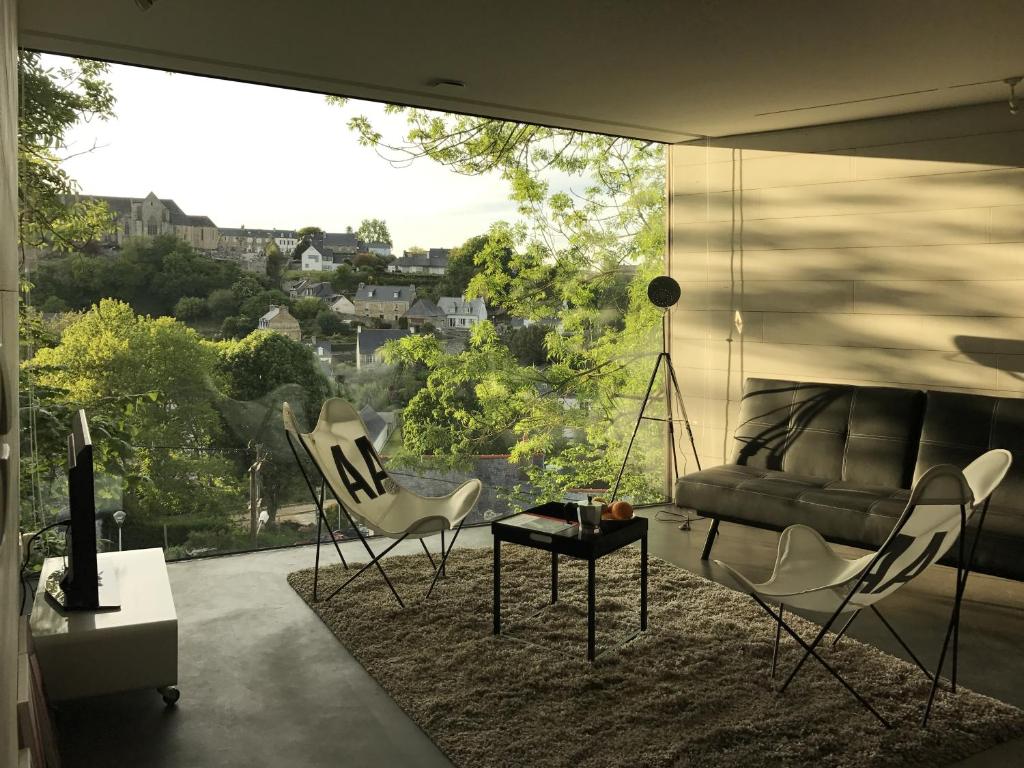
[641,533,648,631]
[493,538,501,636]
[587,558,596,662]
[551,551,558,604]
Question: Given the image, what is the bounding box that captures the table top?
[30,548,177,639]
[493,507,646,560]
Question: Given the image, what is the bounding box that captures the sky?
[53,56,524,254]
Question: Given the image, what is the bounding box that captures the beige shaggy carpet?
[287,545,1024,768]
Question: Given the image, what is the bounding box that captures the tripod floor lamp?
[610,276,701,523]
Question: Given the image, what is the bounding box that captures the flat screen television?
[45,409,120,610]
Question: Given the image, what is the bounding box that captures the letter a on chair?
[283,399,482,607]
[716,449,1011,727]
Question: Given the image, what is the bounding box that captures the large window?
[17,52,669,564]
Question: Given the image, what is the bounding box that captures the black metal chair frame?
[285,429,465,608]
[752,497,991,728]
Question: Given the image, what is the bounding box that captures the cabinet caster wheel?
[158,686,180,705]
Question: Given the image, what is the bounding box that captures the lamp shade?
[647,276,681,308]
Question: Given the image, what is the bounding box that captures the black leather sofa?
[676,378,1024,581]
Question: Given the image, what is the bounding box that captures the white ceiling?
[17,0,1024,143]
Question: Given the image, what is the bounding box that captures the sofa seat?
[678,466,1024,577]
[677,466,907,549]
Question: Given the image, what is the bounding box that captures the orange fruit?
[610,500,633,520]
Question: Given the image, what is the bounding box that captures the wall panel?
[668,102,1024,466]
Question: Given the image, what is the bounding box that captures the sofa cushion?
[676,466,906,547]
[915,391,1024,515]
[731,378,923,489]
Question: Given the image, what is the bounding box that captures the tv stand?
[43,565,121,611]
[29,548,178,704]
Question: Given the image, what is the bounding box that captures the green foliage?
[215,333,335,519]
[18,51,116,251]
[207,288,240,319]
[291,297,323,321]
[344,103,668,501]
[265,240,287,283]
[27,299,223,444]
[173,296,208,320]
[437,234,490,298]
[216,330,331,410]
[20,300,241,531]
[356,218,392,246]
[32,235,241,317]
[352,252,386,270]
[504,324,551,366]
[315,310,345,337]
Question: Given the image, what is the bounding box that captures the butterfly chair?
[716,449,1011,728]
[283,399,481,607]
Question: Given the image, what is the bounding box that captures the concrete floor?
[49,511,1024,768]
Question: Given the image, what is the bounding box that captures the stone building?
[258,305,302,341]
[74,191,219,251]
[218,227,298,256]
[353,283,417,324]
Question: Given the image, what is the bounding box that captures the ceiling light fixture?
[1006,77,1022,115]
[428,78,466,89]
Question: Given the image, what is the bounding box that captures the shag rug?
[287,546,1024,768]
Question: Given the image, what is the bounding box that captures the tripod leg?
[611,353,666,500]
[666,360,701,473]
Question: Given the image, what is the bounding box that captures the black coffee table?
[491,503,648,661]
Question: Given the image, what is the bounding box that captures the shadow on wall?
[672,102,1024,465]
[955,336,1024,383]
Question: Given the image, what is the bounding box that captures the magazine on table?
[505,512,579,536]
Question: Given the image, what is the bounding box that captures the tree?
[31,235,240,317]
[230,275,266,301]
[405,245,427,255]
[18,51,116,252]
[316,310,345,337]
[207,288,240,319]
[352,252,385,270]
[215,331,334,522]
[291,297,323,321]
[356,218,392,246]
[174,296,207,320]
[23,301,242,532]
[437,233,499,298]
[216,330,331,413]
[265,240,287,284]
[27,299,223,444]
[343,101,667,501]
[505,324,550,366]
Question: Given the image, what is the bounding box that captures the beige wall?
[1,0,20,761]
[668,102,1024,470]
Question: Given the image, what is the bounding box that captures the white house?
[437,296,487,329]
[300,243,332,271]
[365,241,393,258]
[274,233,298,253]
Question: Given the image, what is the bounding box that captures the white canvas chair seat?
[286,399,480,537]
[718,526,873,614]
[716,449,1012,727]
[283,399,482,606]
